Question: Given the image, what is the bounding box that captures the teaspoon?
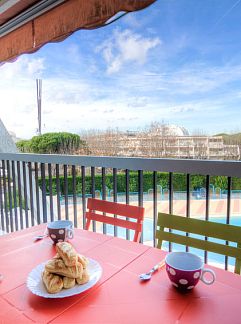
[139,260,165,281]
[34,234,48,241]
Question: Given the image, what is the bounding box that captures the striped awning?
[0,0,156,64]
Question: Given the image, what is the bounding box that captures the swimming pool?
[106,216,241,270]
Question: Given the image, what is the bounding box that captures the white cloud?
[1,51,241,140]
[27,58,45,75]
[171,105,199,113]
[167,64,241,94]
[122,14,142,28]
[116,62,241,97]
[0,56,46,138]
[128,97,148,108]
[1,56,45,79]
[97,29,161,74]
[1,55,149,138]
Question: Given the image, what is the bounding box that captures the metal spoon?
[34,234,48,241]
[139,260,166,281]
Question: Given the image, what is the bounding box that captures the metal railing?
[0,152,241,271]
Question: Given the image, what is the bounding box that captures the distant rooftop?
[158,124,189,136]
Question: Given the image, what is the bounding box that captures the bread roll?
[45,258,83,279]
[63,276,76,289]
[56,242,78,266]
[42,270,63,294]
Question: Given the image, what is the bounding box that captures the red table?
[0,224,241,324]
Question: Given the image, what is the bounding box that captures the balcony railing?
[0,152,241,271]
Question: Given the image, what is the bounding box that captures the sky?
[1,0,241,139]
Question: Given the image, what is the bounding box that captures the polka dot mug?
[47,220,74,244]
[165,251,216,291]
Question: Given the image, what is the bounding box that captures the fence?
[0,153,241,271]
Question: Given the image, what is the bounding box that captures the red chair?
[85,198,145,243]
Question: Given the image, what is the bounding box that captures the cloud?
[97,29,161,74]
[1,56,45,79]
[27,58,45,75]
[171,105,199,113]
[103,109,114,113]
[122,14,142,28]
[1,43,241,140]
[166,63,241,94]
[115,62,241,98]
[0,55,150,137]
[66,44,81,65]
[128,97,148,108]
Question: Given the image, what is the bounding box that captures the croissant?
[76,269,90,285]
[45,258,83,279]
[42,270,63,294]
[63,276,76,289]
[56,242,78,266]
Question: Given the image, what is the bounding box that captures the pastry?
[63,276,76,289]
[45,258,83,278]
[42,243,90,293]
[42,270,63,294]
[56,242,78,266]
[53,253,61,259]
[76,269,90,285]
[77,254,89,269]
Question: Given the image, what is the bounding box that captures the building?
[84,124,240,160]
[0,119,18,153]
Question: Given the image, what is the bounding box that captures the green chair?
[156,213,241,274]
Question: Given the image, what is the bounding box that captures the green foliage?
[232,177,241,190]
[40,172,171,196]
[39,172,241,196]
[17,132,87,154]
[16,139,31,152]
[211,176,228,190]
[191,175,206,190]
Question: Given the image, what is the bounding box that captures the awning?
[0,0,156,64]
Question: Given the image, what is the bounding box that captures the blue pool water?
[106,216,241,269]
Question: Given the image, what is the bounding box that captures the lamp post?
[36,79,42,136]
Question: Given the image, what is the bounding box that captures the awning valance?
[0,0,156,64]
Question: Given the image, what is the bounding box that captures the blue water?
[106,216,241,269]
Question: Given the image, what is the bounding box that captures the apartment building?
[84,125,240,160]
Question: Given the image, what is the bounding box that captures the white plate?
[26,258,102,298]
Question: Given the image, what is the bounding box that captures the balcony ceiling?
[0,0,156,65]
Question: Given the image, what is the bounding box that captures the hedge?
[38,172,241,195]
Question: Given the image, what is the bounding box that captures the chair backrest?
[85,198,145,242]
[156,212,241,274]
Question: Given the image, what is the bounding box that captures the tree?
[17,132,88,154]
[16,139,31,153]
